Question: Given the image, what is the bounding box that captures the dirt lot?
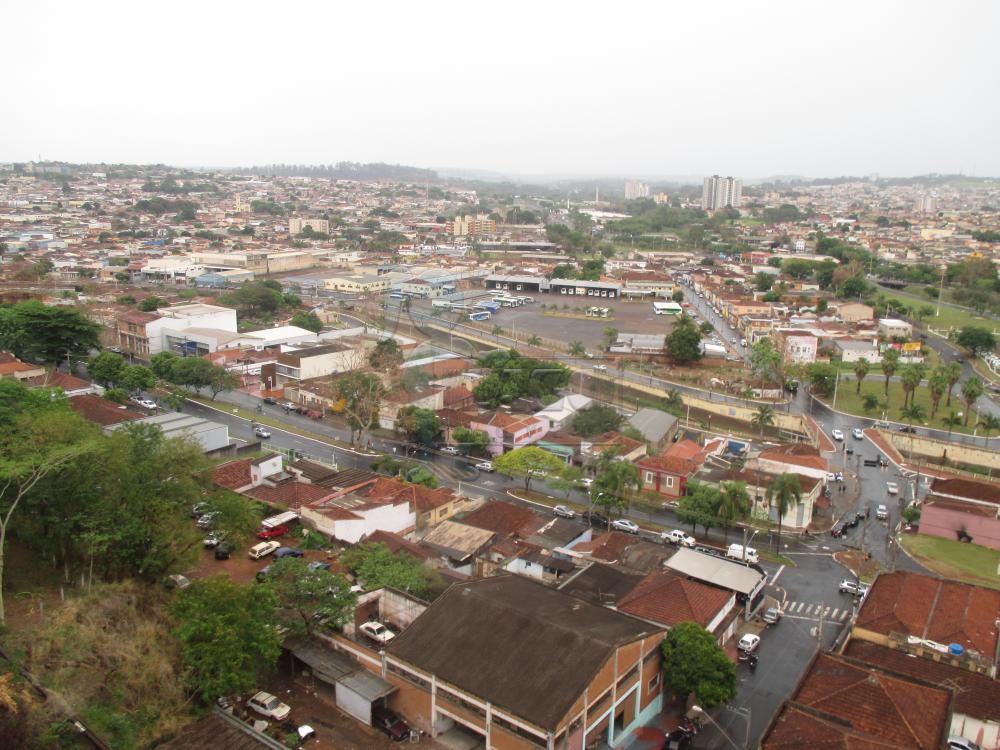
[184,530,338,585]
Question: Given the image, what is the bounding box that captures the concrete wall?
[882,430,1000,470]
[919,505,1000,550]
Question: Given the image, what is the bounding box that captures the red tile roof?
[856,570,1000,658]
[929,476,1000,504]
[366,530,436,561]
[572,532,638,563]
[617,570,731,629]
[461,500,542,539]
[246,482,335,510]
[211,458,254,490]
[117,311,161,325]
[68,394,144,426]
[362,477,455,513]
[26,370,93,391]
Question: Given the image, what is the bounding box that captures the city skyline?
[4,0,998,177]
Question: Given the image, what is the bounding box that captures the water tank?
[949,643,965,656]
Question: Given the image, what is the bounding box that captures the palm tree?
[717,482,750,543]
[928,369,948,418]
[961,377,985,426]
[943,410,963,439]
[853,358,870,395]
[899,363,926,409]
[882,348,900,398]
[766,473,802,552]
[602,326,619,348]
[900,403,926,458]
[751,404,776,436]
[977,414,1000,446]
[527,335,542,346]
[568,341,586,357]
[944,361,962,407]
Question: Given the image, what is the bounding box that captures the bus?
[475,301,499,312]
[431,300,453,310]
[389,292,408,300]
[514,295,534,304]
[469,311,491,321]
[653,301,683,315]
[493,296,521,307]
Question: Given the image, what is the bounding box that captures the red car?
[256,525,288,540]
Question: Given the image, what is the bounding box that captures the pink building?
[469,411,549,456]
[918,496,1000,550]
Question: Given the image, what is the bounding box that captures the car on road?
[593,364,608,371]
[852,427,864,440]
[553,505,576,519]
[886,482,899,495]
[762,607,782,625]
[372,706,410,742]
[876,504,888,520]
[830,521,848,538]
[898,425,918,434]
[611,519,640,535]
[474,461,494,472]
[877,454,889,467]
[694,544,722,557]
[662,529,696,547]
[438,446,460,455]
[274,546,304,558]
[248,691,291,721]
[256,525,288,539]
[130,396,157,410]
[839,579,869,597]
[262,396,277,405]
[582,511,610,528]
[831,429,844,441]
[359,620,395,645]
[737,633,760,653]
[254,426,271,439]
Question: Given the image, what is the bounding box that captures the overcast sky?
[4,0,998,179]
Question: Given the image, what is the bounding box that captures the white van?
[248,541,281,560]
[726,544,759,564]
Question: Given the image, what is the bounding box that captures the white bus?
[653,302,683,315]
[431,300,453,310]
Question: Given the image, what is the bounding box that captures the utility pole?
[936,265,946,318]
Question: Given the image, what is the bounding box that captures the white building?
[878,318,913,339]
[702,175,742,211]
[624,180,650,200]
[289,217,330,235]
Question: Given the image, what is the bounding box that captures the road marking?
[804,604,813,615]
[770,565,786,585]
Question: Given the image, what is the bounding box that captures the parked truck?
[726,543,759,564]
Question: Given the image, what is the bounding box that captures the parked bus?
[475,301,499,312]
[431,300,453,310]
[653,301,683,315]
[514,295,534,304]
[389,292,408,300]
[469,311,491,321]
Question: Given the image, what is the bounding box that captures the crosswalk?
[780,601,851,622]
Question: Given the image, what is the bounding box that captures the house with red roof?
[469,410,549,455]
[636,439,719,499]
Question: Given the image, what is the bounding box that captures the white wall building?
[702,175,742,211]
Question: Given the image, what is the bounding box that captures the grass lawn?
[830,347,941,374]
[876,288,999,333]
[900,533,1000,590]
[824,379,982,435]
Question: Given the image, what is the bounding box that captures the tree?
[862,393,881,413]
[170,357,217,394]
[766,473,801,551]
[203,489,261,549]
[751,405,775,436]
[754,272,774,292]
[750,339,782,385]
[602,326,619,348]
[837,276,868,299]
[171,576,282,702]
[405,465,438,488]
[977,414,1000,445]
[368,338,404,372]
[961,377,985,425]
[340,542,440,599]
[659,622,737,708]
[570,404,623,437]
[208,366,240,400]
[264,557,357,636]
[120,364,156,394]
[333,372,385,445]
[667,316,702,364]
[807,362,838,397]
[150,351,181,381]
[899,363,927,409]
[494,446,566,491]
[527,335,542,346]
[956,326,997,356]
[717,482,750,543]
[671,289,684,303]
[676,482,721,536]
[452,426,489,454]
[290,311,323,333]
[592,457,640,516]
[548,465,585,500]
[881,348,900,397]
[138,296,166,312]
[928,369,949,418]
[396,406,441,446]
[944,361,962,407]
[0,300,101,364]
[88,351,127,388]
[568,341,586,357]
[853,358,870,395]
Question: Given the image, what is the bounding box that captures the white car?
[611,519,640,535]
[578,477,594,488]
[439,446,460,455]
[876,504,888,520]
[130,397,157,410]
[662,529,696,547]
[254,426,271,439]
[474,461,494,472]
[248,691,291,721]
[852,427,864,440]
[359,620,395,645]
[593,364,608,371]
[553,505,576,519]
[831,429,845,441]
[737,633,760,653]
[886,482,899,495]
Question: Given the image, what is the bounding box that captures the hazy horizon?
[4,0,998,178]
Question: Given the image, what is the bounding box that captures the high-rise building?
[624,180,650,200]
[916,195,937,214]
[451,214,496,237]
[701,175,742,211]
[289,217,330,235]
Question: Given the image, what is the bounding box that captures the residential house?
[469,410,549,455]
[878,318,913,339]
[755,443,828,481]
[275,340,373,387]
[833,338,881,363]
[69,394,144,427]
[534,394,592,431]
[636,439,718,499]
[379,385,445,431]
[837,302,874,323]
[585,431,647,463]
[0,352,46,381]
[418,520,496,574]
[383,575,666,749]
[775,329,818,365]
[627,408,678,451]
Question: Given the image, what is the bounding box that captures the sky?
[4,0,999,179]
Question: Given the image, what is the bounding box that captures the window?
[645,471,654,484]
[665,476,675,488]
[648,673,661,693]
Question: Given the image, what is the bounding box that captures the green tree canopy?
[369,337,404,371]
[659,621,737,708]
[0,300,101,364]
[264,557,357,636]
[396,406,441,446]
[493,446,566,490]
[290,311,323,333]
[956,326,997,356]
[667,315,703,364]
[570,404,623,437]
[340,542,442,599]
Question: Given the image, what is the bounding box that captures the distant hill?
[230,162,439,182]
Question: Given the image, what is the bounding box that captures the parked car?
[257,525,289,539]
[129,396,157,410]
[263,396,277,405]
[248,691,291,721]
[611,519,640,535]
[593,364,608,371]
[372,706,410,742]
[762,607,782,625]
[852,427,864,440]
[307,561,331,572]
[876,504,888,520]
[898,425,918,434]
[886,482,899,495]
[839,579,869,597]
[582,511,610,528]
[254,426,271,439]
[439,446,460,455]
[196,512,220,529]
[274,546,304,558]
[474,461,494,472]
[579,477,594,488]
[853,510,868,525]
[662,529,696,547]
[829,522,846,538]
[359,621,395,645]
[165,574,190,590]
[694,544,722,557]
[248,541,281,560]
[831,429,844,441]
[191,501,211,518]
[737,633,760,653]
[255,565,272,583]
[553,505,576,519]
[203,532,225,548]
[214,543,231,560]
